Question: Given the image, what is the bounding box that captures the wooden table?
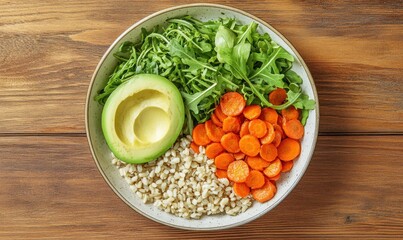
[1,1,402,239]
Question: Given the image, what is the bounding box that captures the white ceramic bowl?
[86,3,319,230]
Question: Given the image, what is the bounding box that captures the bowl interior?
[86,4,318,230]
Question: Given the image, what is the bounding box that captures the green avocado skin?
[101,74,185,164]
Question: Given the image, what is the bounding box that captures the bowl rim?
[85,3,320,231]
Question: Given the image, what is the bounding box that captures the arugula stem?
[167,18,196,31]
[249,47,281,79]
[271,91,302,110]
[218,74,239,89]
[243,76,273,107]
[166,29,204,52]
[146,33,169,44]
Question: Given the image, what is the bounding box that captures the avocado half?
[101,74,185,164]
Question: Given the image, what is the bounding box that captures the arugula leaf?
[300,109,310,126]
[250,46,289,78]
[293,93,316,110]
[215,25,236,64]
[169,39,216,72]
[180,83,217,115]
[285,69,303,84]
[236,21,258,44]
[251,68,285,88]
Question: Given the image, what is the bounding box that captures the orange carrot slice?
[248,119,267,138]
[273,123,285,139]
[240,120,250,137]
[214,105,228,122]
[190,142,200,154]
[233,182,251,198]
[205,142,225,159]
[263,159,282,178]
[269,88,287,105]
[233,152,246,160]
[220,92,246,116]
[272,130,282,147]
[211,113,223,127]
[269,173,281,181]
[281,160,294,172]
[251,180,276,203]
[227,160,249,183]
[192,123,211,146]
[281,106,300,121]
[283,119,304,140]
[223,116,241,133]
[205,120,224,142]
[260,122,275,144]
[277,138,301,161]
[239,135,260,157]
[245,170,265,189]
[260,143,278,162]
[215,169,228,179]
[220,132,241,153]
[260,107,278,124]
[246,156,271,171]
[214,152,235,170]
[243,105,262,120]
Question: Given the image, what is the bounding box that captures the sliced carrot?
[281,106,300,121]
[240,120,250,137]
[190,142,200,154]
[215,169,228,179]
[269,173,281,181]
[248,119,267,138]
[245,170,265,189]
[246,156,270,171]
[260,122,275,144]
[220,132,241,153]
[220,92,246,116]
[277,138,301,161]
[233,182,251,198]
[260,143,278,162]
[239,135,261,157]
[281,160,294,172]
[227,160,249,183]
[205,120,224,142]
[211,112,223,127]
[214,105,228,122]
[214,152,235,170]
[273,123,285,139]
[192,123,211,146]
[233,152,246,160]
[260,107,278,124]
[272,130,282,147]
[243,105,262,120]
[205,142,225,159]
[251,180,276,203]
[277,114,283,126]
[223,116,241,133]
[263,159,282,178]
[283,119,304,140]
[269,88,287,105]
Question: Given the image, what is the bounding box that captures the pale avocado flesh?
[101,74,185,164]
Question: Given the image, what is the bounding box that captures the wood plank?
[0,1,402,134]
[0,135,402,239]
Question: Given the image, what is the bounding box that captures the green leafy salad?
[95,16,315,134]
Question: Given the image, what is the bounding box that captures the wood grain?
[1,1,402,239]
[0,1,402,134]
[0,135,402,239]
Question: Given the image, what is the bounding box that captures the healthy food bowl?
[85,3,319,230]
